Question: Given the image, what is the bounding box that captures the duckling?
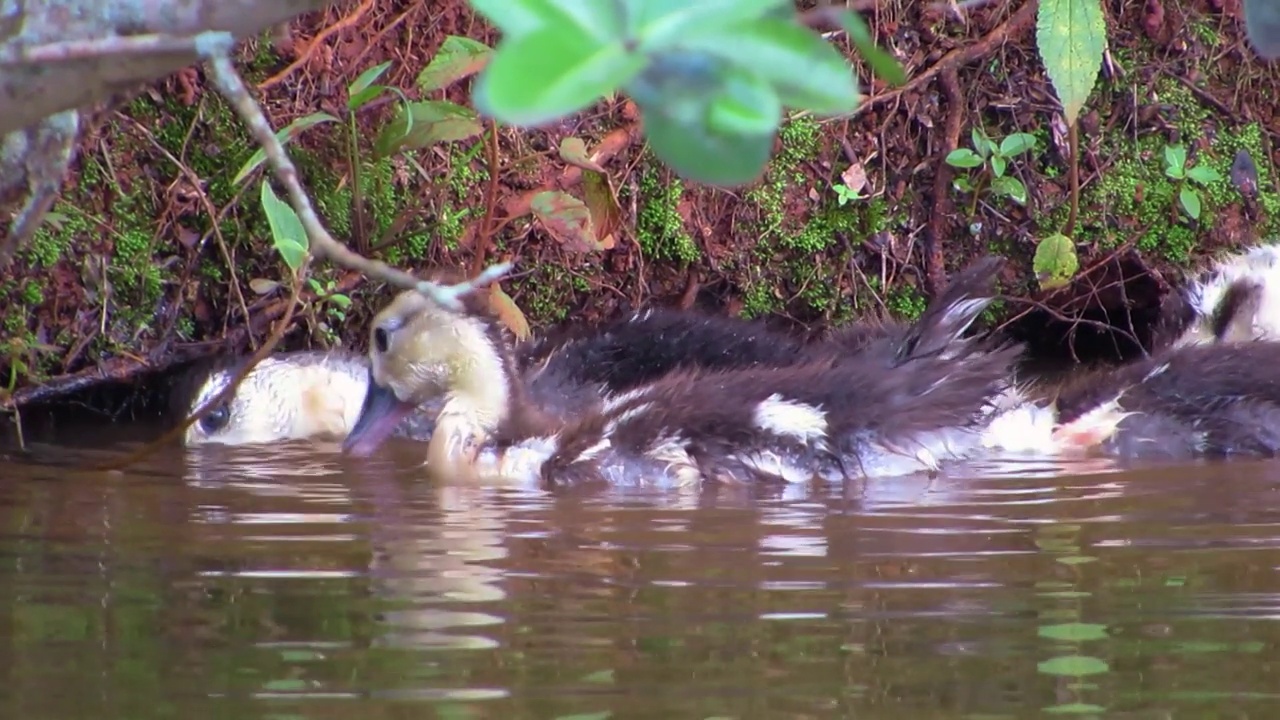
[1159,243,1280,347]
[177,350,441,447]
[344,256,1032,487]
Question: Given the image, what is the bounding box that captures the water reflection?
[3,427,1280,717]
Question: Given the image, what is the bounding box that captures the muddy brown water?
[3,418,1280,719]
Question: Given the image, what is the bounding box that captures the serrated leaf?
[249,278,280,295]
[630,0,790,50]
[473,25,645,127]
[1244,0,1280,59]
[1000,132,1037,157]
[1186,164,1222,186]
[991,175,1027,204]
[674,18,860,115]
[234,112,340,185]
[531,191,603,252]
[260,182,309,272]
[1037,655,1110,677]
[1038,623,1109,642]
[488,284,531,341]
[559,137,606,173]
[348,61,392,110]
[1036,0,1106,126]
[374,100,484,158]
[945,148,984,169]
[837,9,907,86]
[1180,186,1202,220]
[583,171,621,250]
[418,36,495,93]
[1034,233,1078,290]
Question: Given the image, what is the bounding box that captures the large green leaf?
[260,181,309,272]
[1036,0,1107,126]
[418,36,494,93]
[675,18,859,115]
[637,99,775,188]
[836,9,907,86]
[468,0,624,42]
[627,0,790,50]
[1034,233,1079,290]
[473,25,645,126]
[233,112,339,186]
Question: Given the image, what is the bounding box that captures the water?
[3,420,1280,718]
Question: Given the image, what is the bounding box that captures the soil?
[4,0,1280,416]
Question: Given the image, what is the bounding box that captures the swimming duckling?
[1162,243,1280,347]
[343,256,1031,487]
[177,350,441,447]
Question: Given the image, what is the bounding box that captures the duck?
[341,256,1040,487]
[1156,242,1280,348]
[176,349,442,447]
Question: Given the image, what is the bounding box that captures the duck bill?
[343,378,416,457]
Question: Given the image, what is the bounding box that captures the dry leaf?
[530,191,603,253]
[559,137,606,173]
[840,161,869,194]
[489,283,530,341]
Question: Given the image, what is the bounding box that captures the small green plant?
[1163,144,1222,221]
[832,183,863,206]
[946,128,1038,214]
[304,277,353,346]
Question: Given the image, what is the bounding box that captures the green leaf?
[469,0,625,43]
[1187,164,1223,186]
[559,136,606,172]
[1000,132,1037,157]
[706,70,782,137]
[945,148,984,168]
[348,61,392,110]
[991,175,1027,204]
[674,18,859,115]
[636,97,775,188]
[1033,232,1079,290]
[1036,0,1106,126]
[1043,703,1108,714]
[629,0,792,51]
[837,9,907,86]
[531,191,604,252]
[1038,623,1109,642]
[260,181,309,272]
[1037,655,1110,677]
[1165,144,1187,173]
[233,112,339,185]
[473,25,645,127]
[373,100,484,158]
[1180,186,1202,220]
[418,36,494,93]
[953,177,975,192]
[1244,0,1280,59]
[990,153,1008,178]
[327,293,352,309]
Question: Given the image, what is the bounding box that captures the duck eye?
[374,327,389,354]
[199,403,231,433]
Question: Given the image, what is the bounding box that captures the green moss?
[886,283,927,321]
[635,162,699,264]
[20,281,42,306]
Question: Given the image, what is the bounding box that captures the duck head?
[181,352,369,446]
[343,287,527,476]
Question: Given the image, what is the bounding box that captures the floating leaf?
[1179,186,1202,220]
[1037,655,1110,677]
[579,669,616,684]
[837,9,907,86]
[1186,164,1222,186]
[582,171,621,250]
[1244,0,1280,59]
[1000,132,1038,157]
[1038,623,1109,642]
[348,61,392,110]
[1033,232,1079,291]
[559,137,606,173]
[1044,703,1108,714]
[945,148,985,169]
[531,191,602,252]
[489,284,531,341]
[418,36,495,93]
[249,278,280,295]
[675,18,860,115]
[374,100,484,158]
[234,112,340,185]
[1036,0,1106,126]
[260,181,309,272]
[473,25,645,127]
[1057,555,1098,565]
